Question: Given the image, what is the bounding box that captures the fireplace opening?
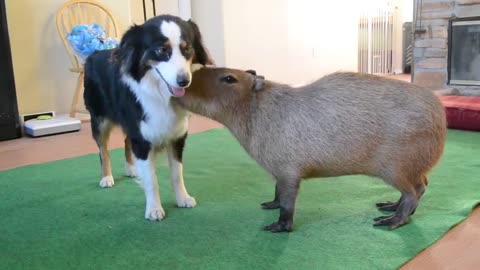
[448,17,480,86]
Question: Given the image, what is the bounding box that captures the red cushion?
[439,96,480,131]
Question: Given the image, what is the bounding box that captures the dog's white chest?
[123,72,188,145]
[140,100,188,145]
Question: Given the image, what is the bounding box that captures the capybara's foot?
[376,200,400,212]
[261,200,280,209]
[373,194,418,229]
[373,213,410,229]
[264,220,293,232]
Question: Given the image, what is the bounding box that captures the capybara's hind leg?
[374,179,426,229]
[410,180,426,215]
[261,184,280,209]
[264,179,300,232]
[373,191,417,229]
[376,176,427,212]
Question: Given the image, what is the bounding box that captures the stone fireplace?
[413,0,480,92]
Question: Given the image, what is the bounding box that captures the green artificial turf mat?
[0,129,478,269]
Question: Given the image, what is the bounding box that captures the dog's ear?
[253,76,265,92]
[114,24,144,77]
[188,19,216,66]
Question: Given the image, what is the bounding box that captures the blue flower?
[66,23,119,63]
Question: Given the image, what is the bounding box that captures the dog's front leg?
[167,133,196,208]
[133,140,165,221]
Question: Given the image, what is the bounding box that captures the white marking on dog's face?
[153,21,192,93]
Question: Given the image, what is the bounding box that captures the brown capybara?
[176,67,446,233]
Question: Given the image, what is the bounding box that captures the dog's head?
[116,15,213,98]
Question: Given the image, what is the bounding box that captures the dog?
[83,15,212,221]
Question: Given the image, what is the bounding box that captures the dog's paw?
[125,163,137,177]
[145,207,166,221]
[176,195,197,208]
[99,176,115,188]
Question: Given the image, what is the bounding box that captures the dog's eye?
[184,45,192,53]
[221,75,238,84]
[155,47,168,56]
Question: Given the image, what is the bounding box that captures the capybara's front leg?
[264,179,300,232]
[261,184,280,209]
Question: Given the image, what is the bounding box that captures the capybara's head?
[178,67,265,120]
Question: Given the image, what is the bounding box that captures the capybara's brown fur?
[177,67,446,232]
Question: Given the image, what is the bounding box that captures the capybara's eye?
[221,75,238,84]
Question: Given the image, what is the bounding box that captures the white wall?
[178,0,191,20]
[403,0,413,23]
[286,0,360,84]
[154,0,180,17]
[191,0,226,67]
[192,0,360,86]
[222,0,292,82]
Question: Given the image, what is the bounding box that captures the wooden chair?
[56,0,120,118]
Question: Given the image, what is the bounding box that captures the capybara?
[176,67,446,232]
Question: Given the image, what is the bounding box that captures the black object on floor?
[0,0,21,141]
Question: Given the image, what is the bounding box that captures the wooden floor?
[0,115,221,171]
[1,86,479,269]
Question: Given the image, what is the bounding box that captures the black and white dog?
[84,15,212,220]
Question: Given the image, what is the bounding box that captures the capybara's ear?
[246,70,257,76]
[253,76,265,91]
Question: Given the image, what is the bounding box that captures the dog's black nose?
[177,75,190,87]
